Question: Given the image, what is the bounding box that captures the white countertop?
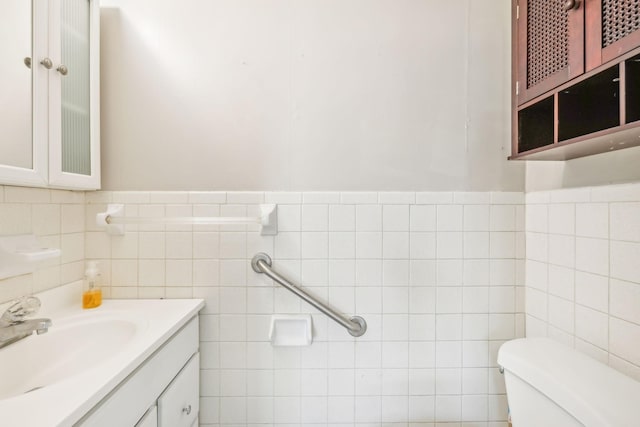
[0,282,204,427]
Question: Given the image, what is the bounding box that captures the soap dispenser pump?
[83,261,102,309]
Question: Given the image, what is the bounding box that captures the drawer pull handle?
[182,404,192,415]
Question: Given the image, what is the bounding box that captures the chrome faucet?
[0,296,52,349]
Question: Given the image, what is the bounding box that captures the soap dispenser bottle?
[83,261,102,309]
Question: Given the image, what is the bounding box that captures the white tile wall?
[0,186,86,303]
[18,185,638,425]
[82,190,523,426]
[525,182,640,382]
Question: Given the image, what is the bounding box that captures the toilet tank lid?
[498,338,640,427]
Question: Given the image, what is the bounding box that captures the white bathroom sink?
[0,313,144,399]
[0,282,204,426]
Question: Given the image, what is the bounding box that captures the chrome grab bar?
[251,253,367,337]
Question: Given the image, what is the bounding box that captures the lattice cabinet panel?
[602,0,640,48]
[516,0,584,105]
[526,0,569,88]
[511,0,640,160]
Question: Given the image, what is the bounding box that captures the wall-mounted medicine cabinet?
[511,0,640,160]
[513,52,640,160]
[0,0,100,190]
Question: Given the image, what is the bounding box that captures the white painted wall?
[99,0,523,191]
[525,147,640,192]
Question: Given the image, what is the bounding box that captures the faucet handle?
[1,296,41,323]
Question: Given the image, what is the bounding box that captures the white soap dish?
[0,234,61,279]
[269,314,313,346]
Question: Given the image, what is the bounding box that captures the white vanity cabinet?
[0,0,100,190]
[77,316,200,427]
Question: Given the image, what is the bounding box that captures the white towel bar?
[96,204,278,235]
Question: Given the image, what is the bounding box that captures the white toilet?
[498,338,640,427]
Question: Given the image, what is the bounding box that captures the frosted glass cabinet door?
[61,0,91,175]
[0,0,48,187]
[49,0,100,189]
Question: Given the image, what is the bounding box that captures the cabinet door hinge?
[516,81,520,95]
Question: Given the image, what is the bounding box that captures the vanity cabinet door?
[157,352,199,427]
[135,406,158,427]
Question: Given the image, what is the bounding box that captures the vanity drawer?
[157,352,199,427]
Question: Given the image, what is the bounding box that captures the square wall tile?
[464,232,489,259]
[435,395,461,422]
[490,205,516,231]
[329,232,355,259]
[489,233,516,259]
[356,232,383,259]
[302,205,328,231]
[547,234,575,269]
[610,278,640,325]
[274,232,301,259]
[576,203,608,239]
[328,205,355,232]
[437,205,463,231]
[383,205,410,231]
[526,204,548,233]
[383,232,410,259]
[355,396,382,422]
[547,296,574,333]
[356,205,382,231]
[575,305,609,350]
[575,237,609,276]
[464,205,490,231]
[525,232,548,263]
[301,232,329,259]
[610,203,640,242]
[610,241,640,284]
[547,265,574,300]
[548,204,575,235]
[411,205,437,231]
[610,318,640,366]
[437,232,463,259]
[463,259,490,287]
[219,232,246,259]
[575,271,608,313]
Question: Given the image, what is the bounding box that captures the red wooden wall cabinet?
[511,0,640,160]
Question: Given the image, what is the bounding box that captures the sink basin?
[0,282,203,427]
[0,313,145,399]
